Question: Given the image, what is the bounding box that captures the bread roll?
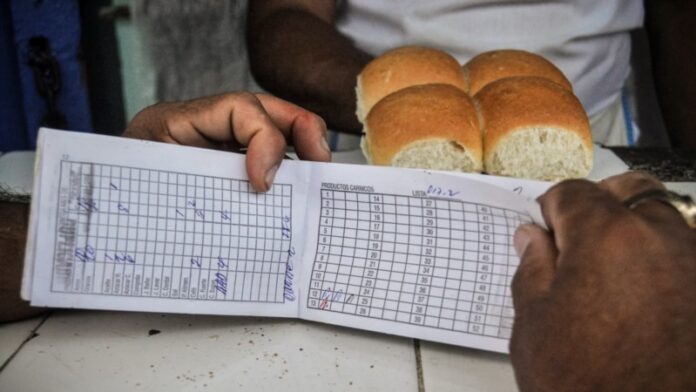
[362,84,482,172]
[476,77,592,181]
[356,46,468,123]
[465,49,572,95]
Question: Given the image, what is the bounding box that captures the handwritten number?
[281,216,291,239]
[284,246,296,301]
[214,273,227,295]
[75,245,96,262]
[426,185,460,198]
[77,197,98,212]
[105,252,135,263]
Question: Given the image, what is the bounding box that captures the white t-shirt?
[336,0,644,117]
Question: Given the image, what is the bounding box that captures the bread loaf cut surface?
[356,46,468,123]
[476,77,592,181]
[465,49,572,95]
[362,84,482,172]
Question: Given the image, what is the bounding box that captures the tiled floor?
[0,310,518,391]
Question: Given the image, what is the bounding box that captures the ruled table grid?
[307,190,531,339]
[51,161,293,303]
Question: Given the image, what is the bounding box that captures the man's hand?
[510,172,696,391]
[123,92,330,192]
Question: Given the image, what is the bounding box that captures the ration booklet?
[22,128,550,353]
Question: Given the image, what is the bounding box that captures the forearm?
[247,8,372,134]
[644,0,696,149]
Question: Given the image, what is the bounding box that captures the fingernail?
[265,164,279,191]
[513,225,533,256]
[320,137,331,155]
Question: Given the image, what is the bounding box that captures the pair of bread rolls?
[357,46,593,181]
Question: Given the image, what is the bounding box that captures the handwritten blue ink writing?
[191,258,202,268]
[214,272,227,295]
[217,256,227,268]
[221,210,230,220]
[105,252,135,263]
[117,202,129,213]
[283,246,296,301]
[75,245,96,262]
[77,197,98,212]
[319,287,344,310]
[320,287,344,302]
[175,209,185,217]
[426,185,460,198]
[186,200,205,219]
[109,182,118,190]
[281,216,291,239]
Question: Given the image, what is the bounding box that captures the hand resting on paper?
[510,171,696,391]
[123,92,331,192]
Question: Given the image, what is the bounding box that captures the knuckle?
[231,91,259,106]
[540,179,597,204]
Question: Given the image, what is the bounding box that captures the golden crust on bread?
[357,46,468,121]
[365,84,481,167]
[475,76,591,160]
[465,49,572,95]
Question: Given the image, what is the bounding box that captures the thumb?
[511,224,558,312]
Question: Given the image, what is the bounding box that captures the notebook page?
[25,128,308,317]
[299,162,543,353]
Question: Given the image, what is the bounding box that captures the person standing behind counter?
[246,0,696,149]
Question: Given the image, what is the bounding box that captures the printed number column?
[366,194,387,318]
[309,190,334,309]
[469,204,494,335]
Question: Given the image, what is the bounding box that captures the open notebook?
[22,128,552,353]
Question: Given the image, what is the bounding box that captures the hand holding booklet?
[23,128,551,353]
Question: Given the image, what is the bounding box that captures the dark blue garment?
[1,0,92,152]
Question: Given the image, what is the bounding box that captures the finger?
[511,224,558,312]
[598,171,685,227]
[538,179,624,252]
[222,93,288,192]
[256,94,331,162]
[598,171,666,201]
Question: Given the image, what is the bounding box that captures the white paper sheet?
[24,128,548,353]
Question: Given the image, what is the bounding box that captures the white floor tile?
[0,316,44,365]
[420,341,517,392]
[0,310,418,392]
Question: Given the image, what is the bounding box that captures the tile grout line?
[0,312,52,373]
[414,339,425,392]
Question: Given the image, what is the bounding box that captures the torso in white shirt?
[336,0,644,118]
